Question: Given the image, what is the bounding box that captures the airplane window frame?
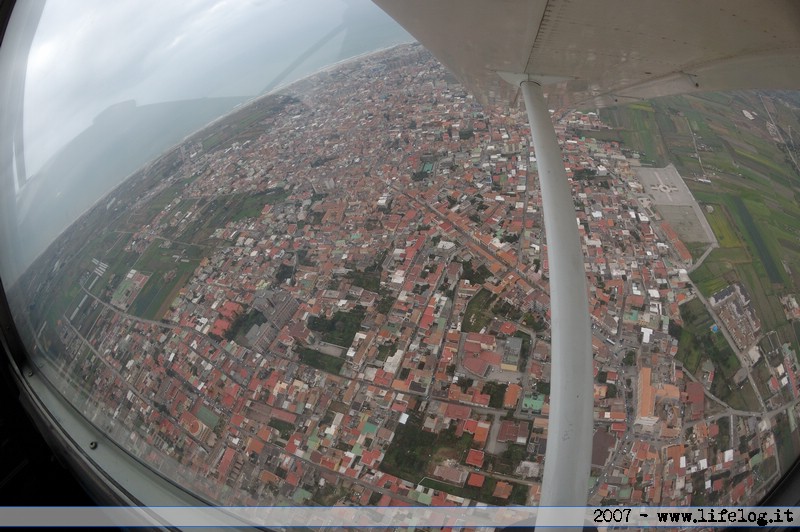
[0,0,248,514]
[2,0,800,523]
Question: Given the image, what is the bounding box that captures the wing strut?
[519,80,593,529]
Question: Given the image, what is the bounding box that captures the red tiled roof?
[493,481,513,499]
[217,447,236,480]
[503,383,522,409]
[245,437,264,455]
[272,409,297,424]
[473,422,490,446]
[444,403,471,420]
[465,449,485,468]
[467,473,485,488]
[498,420,518,442]
[463,356,489,376]
[499,322,517,335]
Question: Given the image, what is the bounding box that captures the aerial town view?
[10,43,800,510]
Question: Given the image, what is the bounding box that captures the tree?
[574,168,597,180]
[623,350,636,366]
[412,170,428,181]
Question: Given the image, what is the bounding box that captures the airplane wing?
[372,0,800,108]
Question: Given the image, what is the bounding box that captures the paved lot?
[635,164,696,205]
[634,164,717,245]
[658,204,713,243]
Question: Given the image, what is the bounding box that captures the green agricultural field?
[192,94,297,153]
[730,196,783,284]
[133,240,204,272]
[793,322,800,362]
[91,249,140,298]
[774,411,800,475]
[704,205,741,248]
[599,103,668,166]
[128,260,197,320]
[180,198,231,244]
[202,130,228,151]
[716,378,761,413]
[690,181,799,332]
[84,231,134,293]
[126,183,186,227]
[752,358,775,400]
[690,249,740,297]
[80,230,128,268]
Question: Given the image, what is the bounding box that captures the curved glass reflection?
[2,0,800,511]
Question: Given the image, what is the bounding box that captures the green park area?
[228,188,291,222]
[307,306,367,348]
[460,260,492,284]
[267,418,295,439]
[482,382,508,409]
[462,289,497,333]
[225,310,267,343]
[380,416,471,482]
[297,347,345,375]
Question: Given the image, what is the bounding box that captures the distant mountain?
[16,96,245,269]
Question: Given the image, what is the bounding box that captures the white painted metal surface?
[373,0,800,108]
[520,80,593,528]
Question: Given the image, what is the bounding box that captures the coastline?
[16,41,416,282]
[264,41,416,96]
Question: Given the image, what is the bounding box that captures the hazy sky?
[23,0,411,176]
